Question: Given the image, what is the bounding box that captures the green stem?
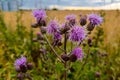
[43,35,65,63]
[64,33,67,80]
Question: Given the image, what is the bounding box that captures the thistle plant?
[15,10,103,80]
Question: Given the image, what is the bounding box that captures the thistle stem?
[43,35,65,63]
[64,33,67,80]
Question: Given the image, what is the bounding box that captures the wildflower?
[47,20,59,34]
[79,15,87,26]
[88,13,103,26]
[53,32,62,40]
[60,23,70,34]
[69,26,85,42]
[52,32,62,47]
[70,47,84,62]
[33,9,46,26]
[87,22,95,31]
[14,56,33,73]
[65,14,76,27]
[27,63,33,70]
[14,56,27,73]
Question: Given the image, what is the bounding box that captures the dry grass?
[2,10,120,53]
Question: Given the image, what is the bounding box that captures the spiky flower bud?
[80,15,87,26]
[27,63,33,70]
[61,54,69,61]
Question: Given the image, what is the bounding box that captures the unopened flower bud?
[15,66,21,72]
[80,15,87,26]
[20,64,27,73]
[69,54,77,62]
[88,38,92,47]
[27,63,33,70]
[87,23,95,31]
[95,72,100,78]
[31,23,38,28]
[40,27,46,34]
[37,32,44,40]
[38,19,46,26]
[61,54,69,61]
[17,73,24,80]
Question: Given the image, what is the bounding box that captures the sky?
[40,0,120,8]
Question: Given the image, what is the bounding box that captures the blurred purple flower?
[88,13,103,26]
[72,47,84,60]
[14,56,27,73]
[47,20,59,34]
[53,32,62,40]
[14,56,27,67]
[70,47,84,62]
[33,9,46,26]
[69,26,85,42]
[65,14,76,21]
[65,14,76,27]
[33,9,46,20]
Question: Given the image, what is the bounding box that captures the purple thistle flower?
[47,20,59,34]
[14,56,27,73]
[14,56,27,67]
[33,9,46,26]
[72,47,84,60]
[33,9,46,20]
[88,13,103,26]
[65,14,76,27]
[65,14,76,21]
[53,32,62,40]
[69,26,85,42]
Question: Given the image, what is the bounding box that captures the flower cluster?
[14,56,33,79]
[14,56,33,73]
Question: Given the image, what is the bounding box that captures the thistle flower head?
[33,9,46,20]
[14,56,27,67]
[14,56,27,73]
[71,47,84,60]
[65,14,76,21]
[69,26,85,42]
[65,14,76,27]
[47,20,59,34]
[33,9,46,26]
[88,13,103,26]
[53,32,62,40]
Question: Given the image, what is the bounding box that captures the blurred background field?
[0,10,120,79]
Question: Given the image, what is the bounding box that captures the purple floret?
[65,14,76,21]
[47,20,59,34]
[53,32,62,40]
[88,13,103,26]
[14,56,27,67]
[33,9,46,24]
[72,47,84,60]
[69,26,85,42]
